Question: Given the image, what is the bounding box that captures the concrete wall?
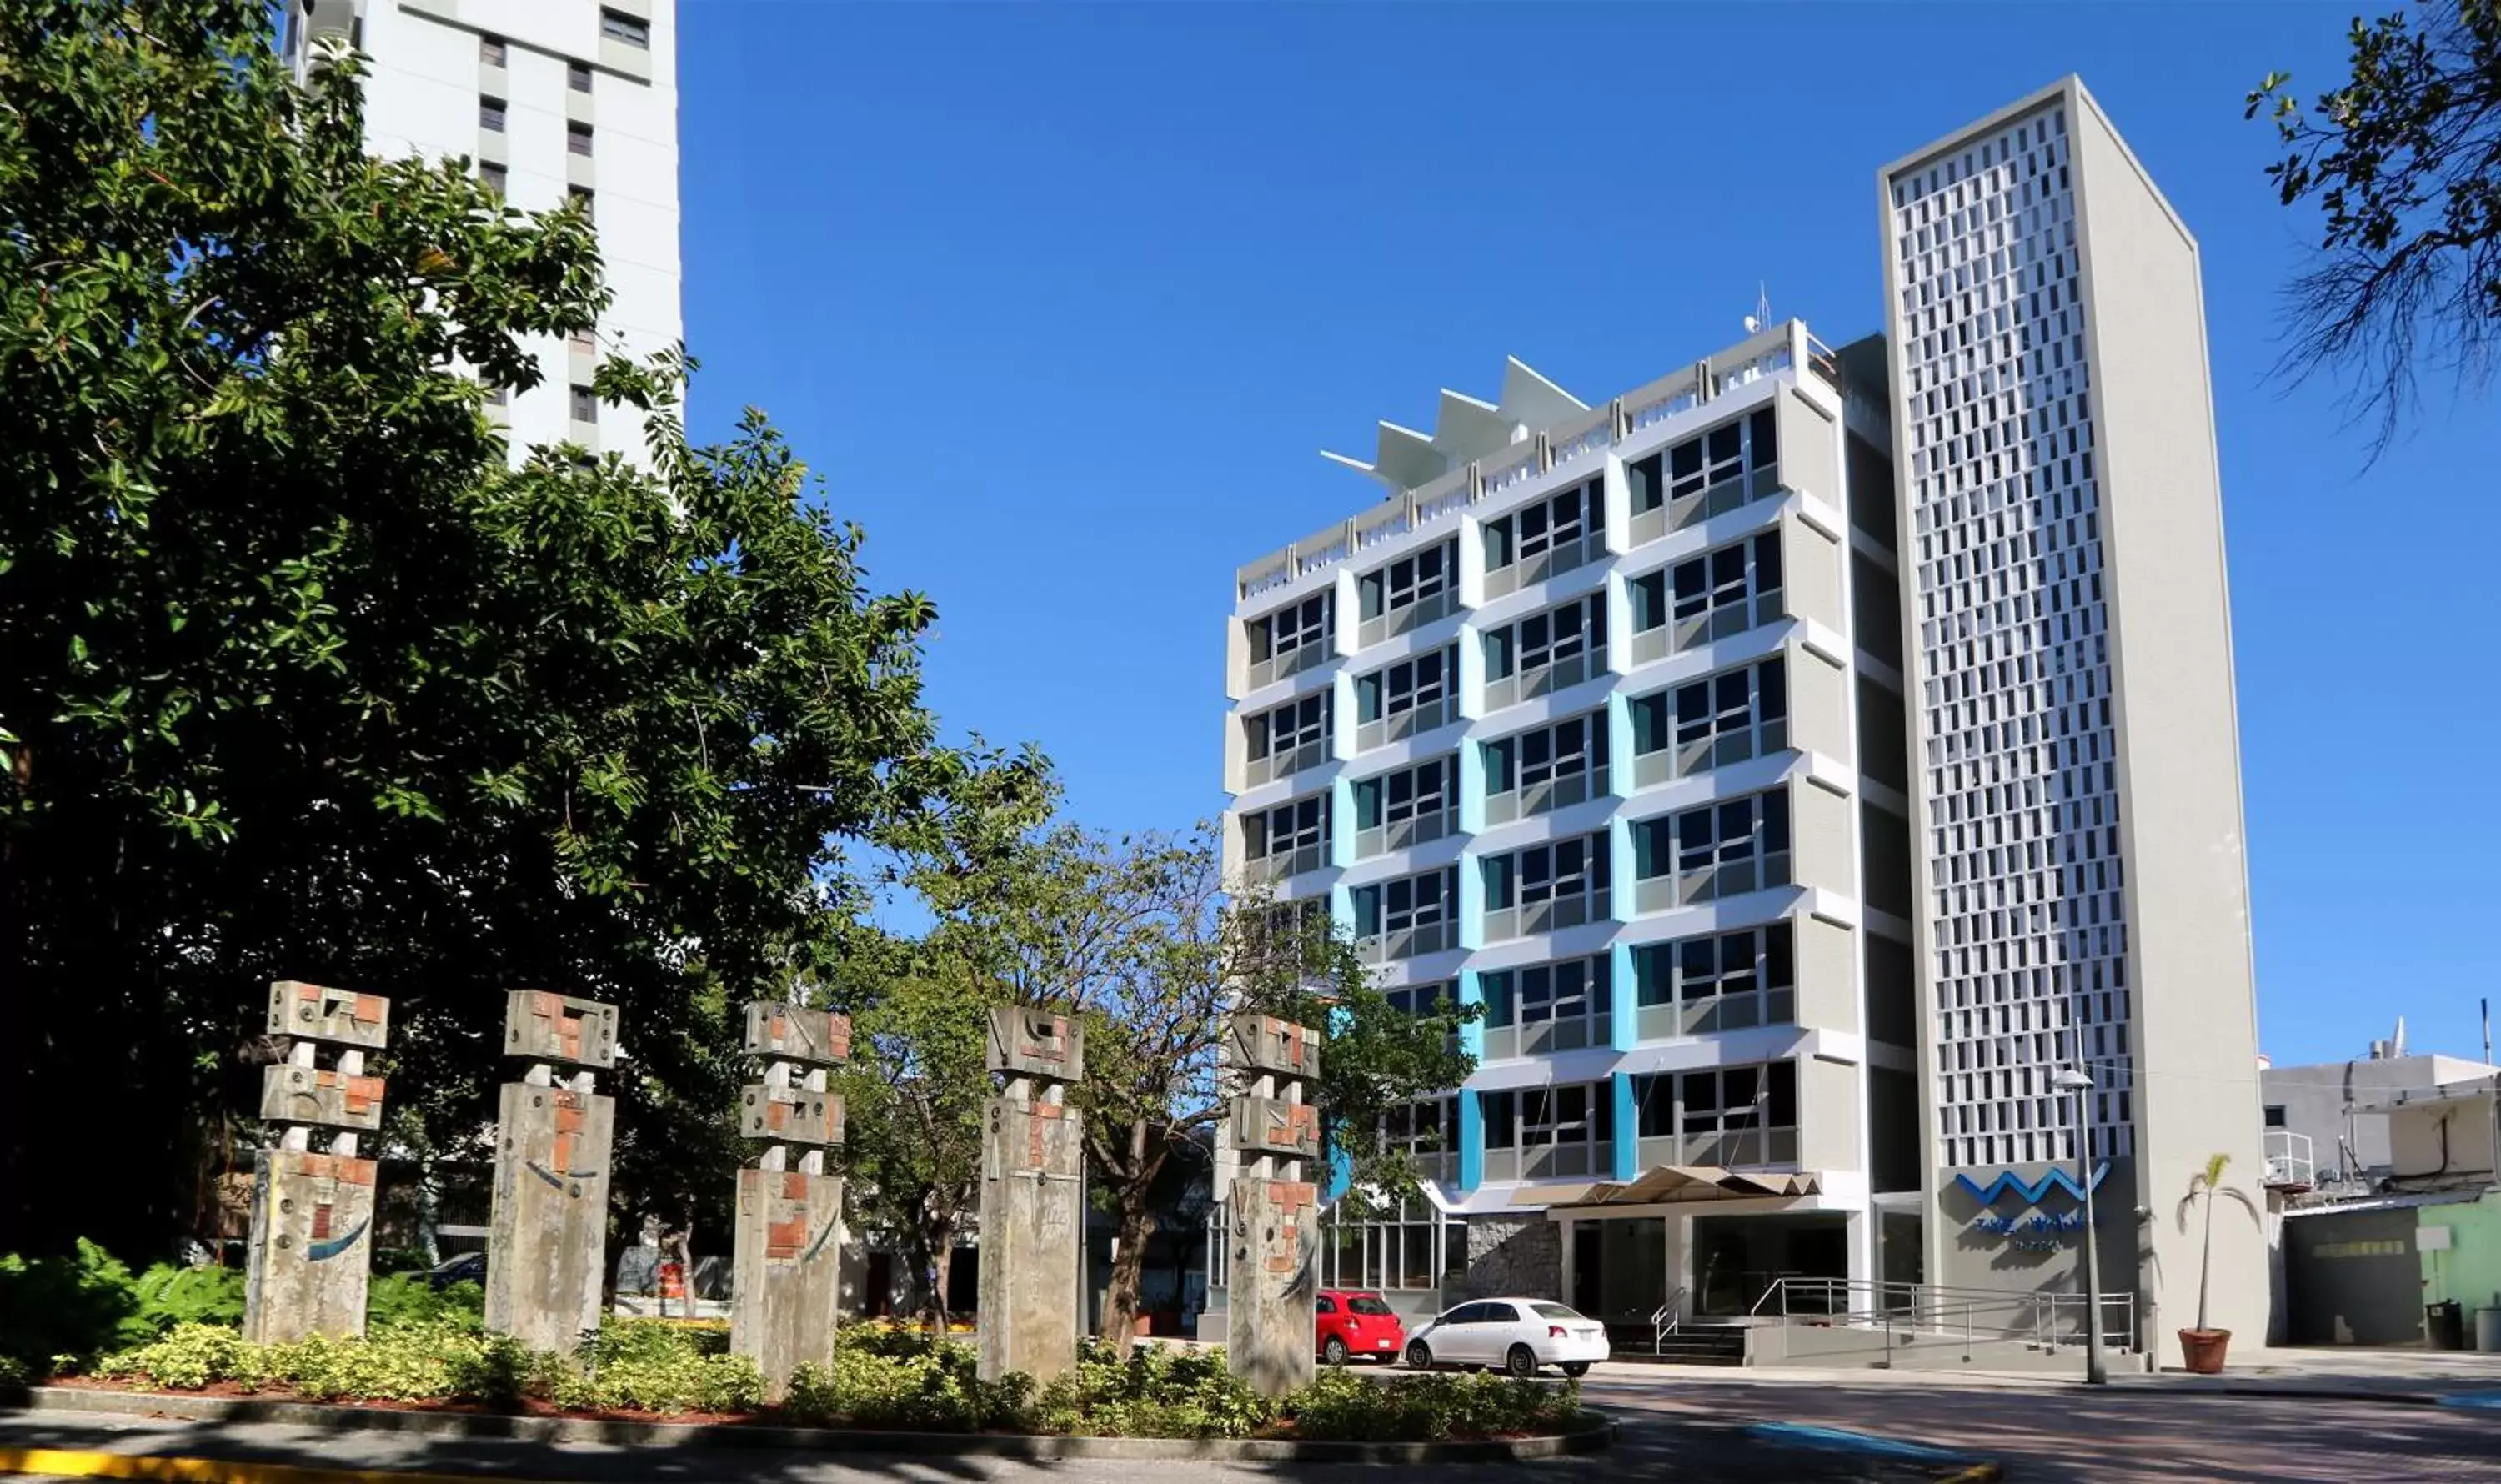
[2418,1194,2501,1317]
[1783,514,1847,635]
[2387,1098,2501,1185]
[2068,83,2268,1346]
[2265,1056,2501,1180]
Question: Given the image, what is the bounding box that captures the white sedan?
[1402,1297,1610,1378]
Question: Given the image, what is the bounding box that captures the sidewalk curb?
[2,1387,1615,1466]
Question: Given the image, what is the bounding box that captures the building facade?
[1217,77,2268,1357]
[1220,320,1922,1326]
[1876,77,2265,1344]
[281,0,682,462]
[2263,1047,2501,1189]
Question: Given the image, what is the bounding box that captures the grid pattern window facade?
[1626,406,1781,544]
[1243,794,1328,884]
[1481,709,1607,823]
[1352,755,1456,858]
[1888,103,2133,1168]
[1481,1082,1615,1181]
[1631,920,1797,1037]
[1482,479,1605,598]
[1248,593,1332,689]
[1352,865,1457,963]
[1631,1060,1799,1167]
[1483,593,1606,710]
[1481,832,1611,941]
[1480,953,1612,1058]
[1628,659,1787,787]
[1626,532,1783,667]
[1355,645,1453,750]
[1245,692,1329,787]
[1358,539,1456,645]
[1629,788,1792,912]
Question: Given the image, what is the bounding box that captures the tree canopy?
[2250,0,2501,450]
[0,0,1040,1253]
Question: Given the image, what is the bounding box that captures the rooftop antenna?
[2483,998,2491,1068]
[1742,283,1771,335]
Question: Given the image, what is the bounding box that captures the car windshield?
[1530,1302,1586,1321]
[1348,1296,1395,1316]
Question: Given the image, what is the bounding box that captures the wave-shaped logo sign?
[1950,1162,2108,1207]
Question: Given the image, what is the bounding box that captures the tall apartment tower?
[1218,323,1926,1328]
[1877,78,2265,1341]
[281,0,682,463]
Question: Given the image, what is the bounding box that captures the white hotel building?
[1217,77,2265,1362]
[282,0,683,464]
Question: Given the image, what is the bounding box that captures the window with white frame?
[1626,532,1783,664]
[1479,1083,1613,1180]
[1480,953,1611,1058]
[1482,479,1602,595]
[1245,692,1328,785]
[1316,1197,1464,1292]
[1483,593,1606,709]
[1626,406,1779,541]
[1352,866,1456,961]
[1481,709,1608,823]
[1248,592,1332,689]
[1631,921,1795,1036]
[1629,789,1791,910]
[1632,1061,1797,1166]
[1627,659,1787,785]
[1381,1095,1459,1181]
[1351,755,1455,857]
[1481,832,1610,940]
[599,7,650,47]
[1243,794,1327,881]
[1355,646,1452,749]
[1358,539,1456,644]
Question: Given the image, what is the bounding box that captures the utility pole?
[2053,1067,2107,1386]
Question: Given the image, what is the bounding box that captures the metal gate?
[2284,1206,2421,1346]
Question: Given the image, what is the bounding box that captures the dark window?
[569,384,596,424]
[568,122,594,157]
[479,96,506,132]
[2263,1105,2287,1130]
[600,8,651,47]
[1316,1296,1336,1315]
[479,162,507,199]
[479,34,507,66]
[569,61,594,93]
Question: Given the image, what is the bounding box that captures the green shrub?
[0,1239,151,1372]
[96,1323,248,1391]
[587,1316,728,1364]
[364,1272,483,1331]
[1029,1341,1271,1440]
[133,1263,246,1334]
[550,1351,763,1415]
[1283,1367,1585,1441]
[784,1340,1031,1433]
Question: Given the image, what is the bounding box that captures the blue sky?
[679,3,2499,1069]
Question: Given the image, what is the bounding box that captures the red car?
[1316,1289,1406,1365]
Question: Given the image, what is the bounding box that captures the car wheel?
[1404,1340,1434,1371]
[1506,1345,1539,1379]
[1323,1336,1350,1366]
[1561,1361,1591,1378]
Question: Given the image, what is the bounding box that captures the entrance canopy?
[1538,1165,1822,1210]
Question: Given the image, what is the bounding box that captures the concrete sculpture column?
[730,1001,850,1397]
[485,990,618,1354]
[245,980,390,1343]
[977,1006,1086,1384]
[1225,1014,1322,1396]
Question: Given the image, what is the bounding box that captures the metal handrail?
[1651,1287,1687,1353]
[1749,1276,2138,1356]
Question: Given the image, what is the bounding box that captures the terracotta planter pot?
[2178,1327,2231,1374]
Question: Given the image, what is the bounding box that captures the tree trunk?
[1101,1193,1156,1354]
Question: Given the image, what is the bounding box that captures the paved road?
[13,1371,2501,1481]
[1582,1368,2501,1481]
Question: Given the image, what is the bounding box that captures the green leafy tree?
[2249,0,2501,450]
[0,0,1011,1252]
[913,823,1473,1350]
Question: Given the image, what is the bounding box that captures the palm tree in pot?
[2177,1152,2258,1373]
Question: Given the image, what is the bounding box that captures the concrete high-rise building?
[1877,76,2265,1346]
[1211,75,2268,1365]
[281,0,681,462]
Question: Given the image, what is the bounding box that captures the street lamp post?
[2052,1067,2108,1386]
